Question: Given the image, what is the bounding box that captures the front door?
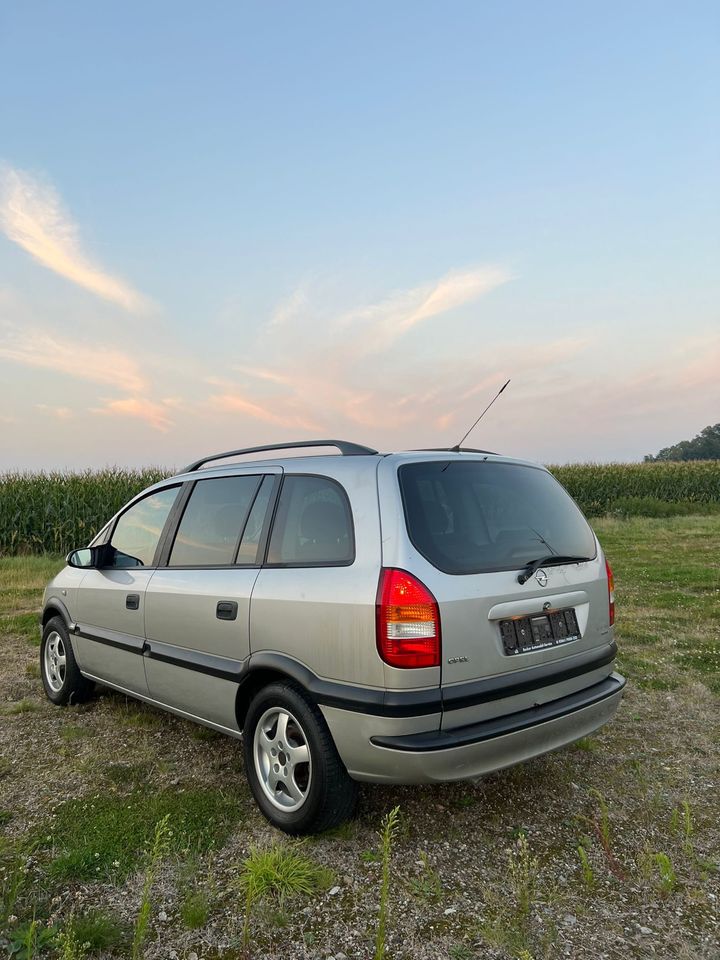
[73,486,180,694]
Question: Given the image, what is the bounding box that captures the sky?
[0,1,718,470]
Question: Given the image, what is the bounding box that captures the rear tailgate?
[382,455,615,731]
[435,557,614,729]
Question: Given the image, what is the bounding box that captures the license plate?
[499,608,581,655]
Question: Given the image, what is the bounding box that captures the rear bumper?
[324,672,625,783]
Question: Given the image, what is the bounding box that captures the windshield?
[398,460,596,575]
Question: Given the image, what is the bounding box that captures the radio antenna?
[451,378,510,452]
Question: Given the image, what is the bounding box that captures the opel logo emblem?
[535,568,548,587]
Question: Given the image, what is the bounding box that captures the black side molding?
[76,625,145,654]
[244,652,442,718]
[442,641,618,713]
[143,639,246,683]
[370,674,626,752]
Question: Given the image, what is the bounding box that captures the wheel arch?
[235,654,319,731]
[41,598,75,630]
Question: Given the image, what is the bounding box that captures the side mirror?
[66,547,99,568]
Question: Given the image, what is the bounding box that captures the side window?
[267,476,354,566]
[169,476,261,567]
[110,487,179,567]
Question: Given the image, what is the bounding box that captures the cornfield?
[0,461,719,556]
[550,461,720,517]
[0,468,169,556]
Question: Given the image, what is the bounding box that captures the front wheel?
[40,617,95,705]
[243,681,358,834]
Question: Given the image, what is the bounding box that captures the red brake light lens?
[376,568,441,669]
[605,558,615,626]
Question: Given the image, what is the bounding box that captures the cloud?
[207,392,322,432]
[337,265,512,354]
[0,323,147,393]
[35,404,72,419]
[91,397,175,431]
[0,166,153,313]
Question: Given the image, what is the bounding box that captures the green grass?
[39,789,242,882]
[67,910,130,953]
[595,515,720,695]
[2,699,41,716]
[179,889,211,929]
[0,612,40,645]
[238,844,334,903]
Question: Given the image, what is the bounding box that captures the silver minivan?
[41,440,624,833]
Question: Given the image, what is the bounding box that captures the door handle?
[216,600,238,621]
[126,594,140,610]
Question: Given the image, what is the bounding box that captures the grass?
[39,789,242,882]
[67,910,129,953]
[238,844,334,953]
[0,515,718,957]
[179,889,211,929]
[594,515,720,695]
[2,699,41,716]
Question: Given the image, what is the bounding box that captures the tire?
[40,616,96,706]
[243,680,359,834]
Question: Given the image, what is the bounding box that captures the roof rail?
[417,447,498,455]
[183,439,379,473]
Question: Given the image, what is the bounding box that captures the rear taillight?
[605,558,615,626]
[376,568,441,669]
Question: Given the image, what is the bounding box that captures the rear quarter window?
[399,460,596,575]
[266,475,354,566]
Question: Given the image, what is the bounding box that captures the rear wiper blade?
[517,555,592,585]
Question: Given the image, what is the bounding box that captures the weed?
[574,737,597,752]
[2,699,40,716]
[132,814,172,960]
[507,834,538,921]
[1,837,40,925]
[179,889,211,929]
[653,853,678,895]
[238,843,333,955]
[670,800,693,856]
[576,845,595,891]
[25,663,40,679]
[589,791,625,880]
[449,945,475,959]
[56,921,89,960]
[6,919,56,960]
[374,804,401,960]
[408,851,442,901]
[60,725,88,741]
[476,834,541,957]
[361,849,381,863]
[67,910,128,953]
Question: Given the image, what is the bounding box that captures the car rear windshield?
[398,460,596,575]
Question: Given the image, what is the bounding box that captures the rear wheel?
[243,680,358,834]
[40,617,95,705]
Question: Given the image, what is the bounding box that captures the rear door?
[389,458,614,727]
[73,485,181,694]
[143,469,279,730]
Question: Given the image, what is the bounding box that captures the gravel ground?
[1,569,719,959]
